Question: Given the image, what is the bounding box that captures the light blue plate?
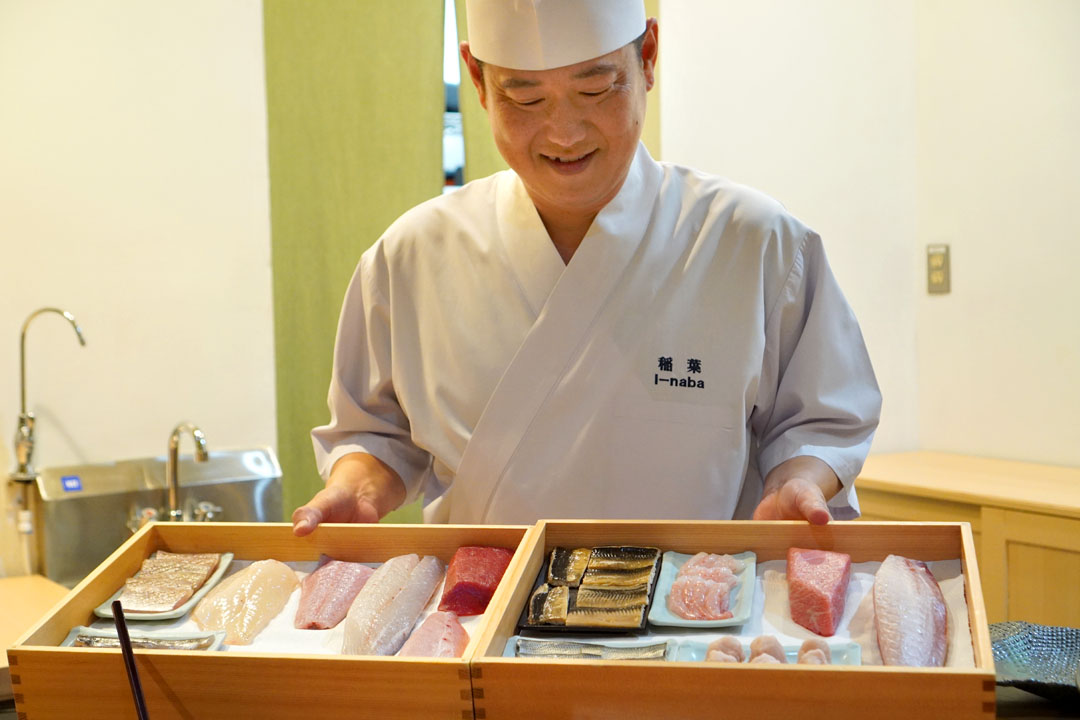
[675,638,862,666]
[94,552,234,620]
[62,625,227,651]
[647,551,756,628]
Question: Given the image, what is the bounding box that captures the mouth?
[541,149,596,174]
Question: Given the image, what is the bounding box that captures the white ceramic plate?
[62,625,226,651]
[675,638,862,666]
[647,551,756,628]
[94,552,234,620]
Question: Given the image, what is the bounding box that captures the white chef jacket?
[312,143,881,525]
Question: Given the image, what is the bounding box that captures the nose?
[544,98,587,149]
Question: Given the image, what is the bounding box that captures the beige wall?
[659,1,1079,467]
[914,0,1080,464]
[0,0,275,576]
[659,0,921,452]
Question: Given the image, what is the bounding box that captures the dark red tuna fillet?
[438,546,515,616]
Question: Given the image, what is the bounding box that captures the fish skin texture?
[787,547,852,637]
[294,559,375,629]
[439,546,515,616]
[397,611,469,657]
[192,559,298,645]
[873,554,948,667]
[341,554,419,655]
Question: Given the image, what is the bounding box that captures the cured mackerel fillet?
[439,546,515,615]
[397,611,469,658]
[787,547,852,636]
[873,554,948,667]
[341,554,419,654]
[361,556,445,656]
[294,558,375,629]
[117,551,221,613]
[546,547,591,587]
[193,560,298,645]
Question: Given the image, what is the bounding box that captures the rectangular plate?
[517,550,662,634]
[503,634,678,661]
[94,552,234,620]
[61,625,227,651]
[647,551,756,628]
[675,637,861,665]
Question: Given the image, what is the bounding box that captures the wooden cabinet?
[857,452,1080,626]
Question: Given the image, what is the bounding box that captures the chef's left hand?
[752,456,840,525]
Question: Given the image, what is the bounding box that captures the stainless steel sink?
[32,447,282,587]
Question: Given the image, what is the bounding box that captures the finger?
[752,492,780,521]
[291,504,324,536]
[794,484,832,525]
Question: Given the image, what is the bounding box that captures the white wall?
[0,0,275,576]
[659,0,921,453]
[914,0,1080,465]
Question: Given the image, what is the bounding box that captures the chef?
[291,0,881,534]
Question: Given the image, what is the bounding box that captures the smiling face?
[463,20,658,233]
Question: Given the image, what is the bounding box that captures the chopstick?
[112,600,151,720]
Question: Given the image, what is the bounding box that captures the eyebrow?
[498,63,620,90]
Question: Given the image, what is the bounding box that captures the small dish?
[62,625,226,651]
[94,552,234,620]
[675,638,861,665]
[647,551,756,628]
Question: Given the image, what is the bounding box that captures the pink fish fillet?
[787,547,852,636]
[873,554,948,667]
[397,611,470,658]
[294,558,375,629]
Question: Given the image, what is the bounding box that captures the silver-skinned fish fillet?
[873,554,948,666]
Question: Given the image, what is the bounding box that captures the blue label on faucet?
[61,475,83,492]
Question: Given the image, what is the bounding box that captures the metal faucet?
[166,422,209,521]
[12,307,86,484]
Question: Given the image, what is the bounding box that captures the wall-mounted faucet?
[166,422,208,521]
[11,307,86,484]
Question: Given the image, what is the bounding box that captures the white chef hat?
[465,0,647,71]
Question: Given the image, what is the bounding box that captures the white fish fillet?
[192,559,298,645]
[873,554,948,667]
[362,556,445,656]
[341,554,419,655]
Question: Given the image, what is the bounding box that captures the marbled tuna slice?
[397,611,469,657]
[873,554,948,667]
[787,547,852,636]
[294,558,375,629]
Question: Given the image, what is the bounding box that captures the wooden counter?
[0,575,69,700]
[857,452,1080,626]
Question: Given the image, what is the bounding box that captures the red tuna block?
[787,547,852,636]
[438,546,515,616]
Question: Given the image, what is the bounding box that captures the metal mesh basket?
[991,621,1080,703]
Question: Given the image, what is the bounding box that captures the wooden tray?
[8,521,529,720]
[471,520,996,720]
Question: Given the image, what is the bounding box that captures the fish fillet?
[294,558,375,629]
[397,611,469,658]
[440,545,515,615]
[361,556,445,656]
[192,559,298,645]
[341,554,419,654]
[873,554,948,667]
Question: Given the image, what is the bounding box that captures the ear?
[640,18,659,91]
[460,42,488,110]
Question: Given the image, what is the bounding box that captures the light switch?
[927,244,950,294]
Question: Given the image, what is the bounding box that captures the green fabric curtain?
[264,0,444,523]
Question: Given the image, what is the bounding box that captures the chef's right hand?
[291,452,406,536]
